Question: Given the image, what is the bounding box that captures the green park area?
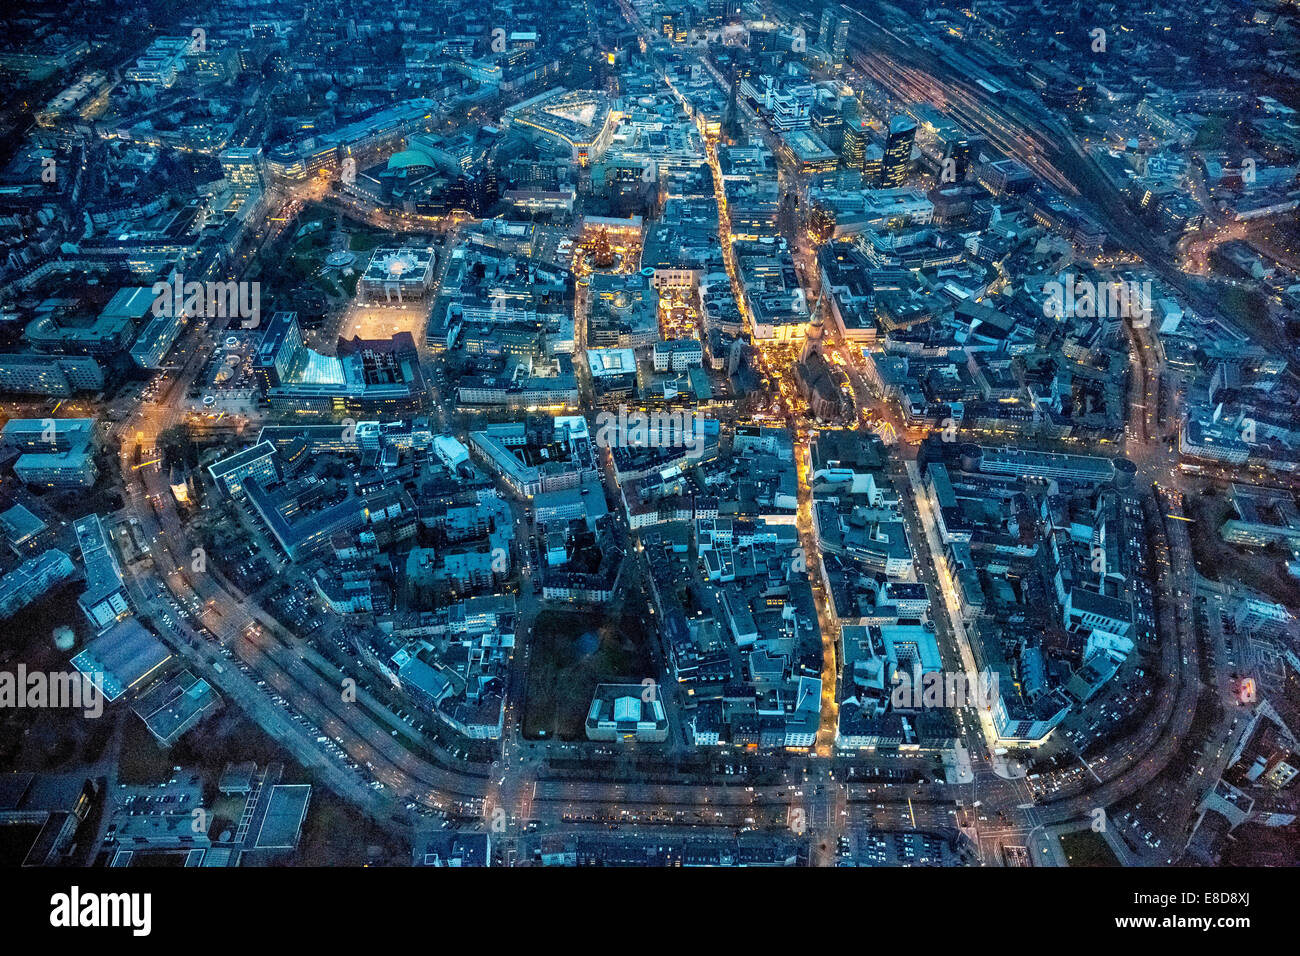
[1060,829,1121,867]
[522,608,653,741]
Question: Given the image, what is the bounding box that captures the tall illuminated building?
[881,115,916,188]
[841,114,866,171]
[943,137,972,183]
[704,0,735,27]
[811,99,844,152]
[219,147,264,190]
[819,8,849,68]
[863,143,884,187]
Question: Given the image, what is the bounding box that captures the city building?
[2,418,98,488]
[586,683,670,742]
[74,513,131,630]
[0,549,76,618]
[881,116,916,189]
[0,354,103,397]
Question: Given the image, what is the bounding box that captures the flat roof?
[208,440,276,479]
[70,618,171,702]
[254,784,312,849]
[0,504,46,544]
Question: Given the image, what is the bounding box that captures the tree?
[157,424,195,470]
[590,227,616,268]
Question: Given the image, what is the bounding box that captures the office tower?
[812,99,844,152]
[705,0,730,28]
[882,115,916,187]
[820,7,849,68]
[219,147,264,190]
[863,143,884,187]
[943,137,972,182]
[661,7,690,41]
[841,114,866,170]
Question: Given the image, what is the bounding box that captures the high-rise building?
[130,305,186,370]
[819,8,850,68]
[841,115,866,171]
[811,99,844,152]
[254,311,305,390]
[818,8,834,44]
[863,143,884,187]
[882,115,916,188]
[942,137,971,183]
[661,9,688,41]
